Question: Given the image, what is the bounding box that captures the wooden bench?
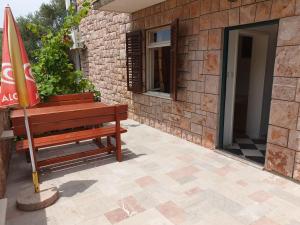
[11,104,128,169]
[36,92,95,108]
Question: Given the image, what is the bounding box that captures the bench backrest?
[11,104,128,137]
[36,93,95,107]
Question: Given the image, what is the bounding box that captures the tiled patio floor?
[5,120,300,225]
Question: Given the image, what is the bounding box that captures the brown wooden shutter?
[126,30,143,93]
[170,19,179,101]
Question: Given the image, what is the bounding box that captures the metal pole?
[23,108,40,193]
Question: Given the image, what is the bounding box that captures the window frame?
[146,26,171,95]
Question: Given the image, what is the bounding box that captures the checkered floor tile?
[224,137,266,164]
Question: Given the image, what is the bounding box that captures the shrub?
[29,1,100,101]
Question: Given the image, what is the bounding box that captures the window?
[126,19,179,100]
[146,27,171,94]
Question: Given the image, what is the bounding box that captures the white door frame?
[223,30,239,147]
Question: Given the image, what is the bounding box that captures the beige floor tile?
[5,119,300,225]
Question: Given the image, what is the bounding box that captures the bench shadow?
[39,147,145,181]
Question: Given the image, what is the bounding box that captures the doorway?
[219,21,279,165]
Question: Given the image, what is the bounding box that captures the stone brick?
[205,75,219,94]
[231,0,241,8]
[205,113,217,129]
[271,0,296,19]
[208,29,222,50]
[188,36,199,50]
[211,0,220,12]
[191,61,201,80]
[177,88,187,102]
[203,51,221,75]
[293,163,300,181]
[255,1,272,22]
[192,134,202,145]
[191,123,203,135]
[211,11,228,28]
[190,1,201,18]
[229,8,240,26]
[274,46,300,77]
[201,94,218,113]
[278,16,300,46]
[288,130,300,151]
[198,30,208,50]
[165,0,177,9]
[269,100,299,129]
[242,0,255,5]
[192,18,200,35]
[296,0,300,14]
[296,151,300,163]
[191,113,206,125]
[179,117,191,130]
[267,125,289,147]
[163,10,173,24]
[240,4,256,24]
[220,0,230,10]
[296,79,300,102]
[172,102,184,115]
[200,0,211,15]
[192,92,201,104]
[272,77,297,101]
[195,81,205,93]
[199,14,211,30]
[265,143,296,177]
[202,127,216,149]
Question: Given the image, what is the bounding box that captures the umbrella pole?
[23,108,40,193]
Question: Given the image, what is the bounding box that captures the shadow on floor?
[39,148,145,181]
[58,180,97,198]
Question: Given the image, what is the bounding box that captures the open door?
[220,21,278,165]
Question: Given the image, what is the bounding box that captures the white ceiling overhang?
[93,0,166,13]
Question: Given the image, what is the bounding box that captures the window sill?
[143,91,172,100]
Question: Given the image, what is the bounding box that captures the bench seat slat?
[16,126,127,152]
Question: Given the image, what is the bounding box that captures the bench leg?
[95,137,102,145]
[115,134,122,162]
[107,136,112,154]
[25,152,31,163]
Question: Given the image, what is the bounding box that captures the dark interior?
[233,36,253,136]
[153,46,171,93]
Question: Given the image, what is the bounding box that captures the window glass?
[150,47,171,93]
[150,29,171,43]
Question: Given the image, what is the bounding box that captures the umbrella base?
[16,184,59,211]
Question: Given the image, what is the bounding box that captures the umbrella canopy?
[0,6,39,108]
[0,6,40,193]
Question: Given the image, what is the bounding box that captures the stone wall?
[80,0,300,181]
[266,13,300,180]
[79,10,132,106]
[0,110,12,198]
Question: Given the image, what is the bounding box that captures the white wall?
[246,33,269,139]
[260,30,277,137]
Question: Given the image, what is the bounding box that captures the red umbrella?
[0,6,40,192]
